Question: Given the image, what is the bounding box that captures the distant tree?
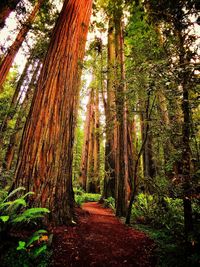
[103,18,116,199]
[3,60,41,172]
[144,0,200,236]
[0,0,44,90]
[80,89,94,191]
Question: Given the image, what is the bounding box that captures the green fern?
[3,187,26,202]
[12,208,50,224]
[0,187,50,234]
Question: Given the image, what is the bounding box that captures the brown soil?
[50,202,156,267]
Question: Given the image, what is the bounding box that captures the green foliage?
[103,197,115,210]
[74,188,101,207]
[0,188,51,267]
[16,229,48,260]
[0,187,50,234]
[131,193,184,234]
[2,245,51,267]
[131,193,200,266]
[72,115,84,185]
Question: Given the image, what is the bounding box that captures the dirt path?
[50,202,156,267]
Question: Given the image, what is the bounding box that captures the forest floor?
[50,202,156,267]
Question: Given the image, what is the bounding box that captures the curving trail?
[50,202,156,267]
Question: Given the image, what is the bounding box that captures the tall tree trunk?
[87,89,96,193]
[0,0,21,28]
[93,88,100,193]
[13,0,92,225]
[80,89,94,191]
[140,98,156,192]
[0,0,44,90]
[115,17,128,217]
[103,18,116,199]
[177,30,193,236]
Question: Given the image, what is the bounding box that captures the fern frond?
[12,208,50,223]
[3,187,26,202]
[21,192,35,199]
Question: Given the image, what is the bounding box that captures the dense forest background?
[0,0,200,266]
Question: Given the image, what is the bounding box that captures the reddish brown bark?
[0,0,44,90]
[13,0,92,225]
[115,18,128,217]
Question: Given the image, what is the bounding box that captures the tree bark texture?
[114,17,128,217]
[13,0,92,225]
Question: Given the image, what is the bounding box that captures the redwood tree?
[13,0,92,225]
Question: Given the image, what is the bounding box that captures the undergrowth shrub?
[0,187,51,267]
[103,197,115,210]
[131,193,184,235]
[74,188,101,206]
[0,187,50,235]
[131,193,200,266]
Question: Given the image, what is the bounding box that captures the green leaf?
[4,187,26,202]
[33,229,48,236]
[21,192,35,199]
[17,241,26,250]
[26,235,41,247]
[0,215,9,222]
[12,208,50,223]
[33,244,47,258]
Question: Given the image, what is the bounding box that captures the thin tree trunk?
[126,94,155,224]
[80,90,94,191]
[0,0,44,90]
[127,118,137,195]
[93,88,100,193]
[115,18,128,217]
[4,61,41,172]
[87,91,95,193]
[177,30,193,236]
[140,97,156,191]
[103,18,116,199]
[0,56,34,135]
[13,0,92,225]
